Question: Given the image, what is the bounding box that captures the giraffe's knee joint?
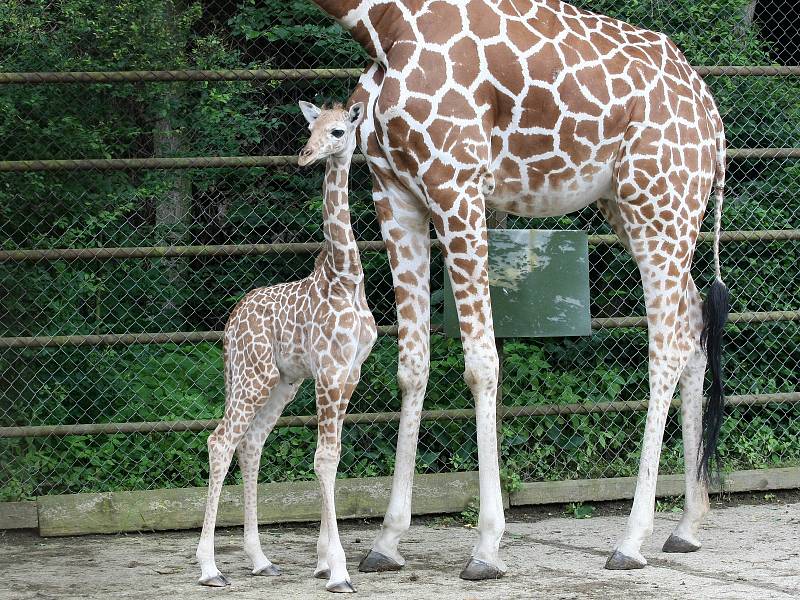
[397,354,429,395]
[463,349,499,391]
[314,454,339,480]
[207,431,221,451]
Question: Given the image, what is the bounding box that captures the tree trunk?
[153,106,191,326]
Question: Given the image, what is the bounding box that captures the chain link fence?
[0,0,798,504]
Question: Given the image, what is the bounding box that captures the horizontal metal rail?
[1,392,796,439]
[0,68,367,84]
[1,148,797,172]
[0,155,306,172]
[729,148,800,159]
[0,311,795,349]
[0,241,388,262]
[1,230,797,263]
[0,325,400,349]
[0,66,797,85]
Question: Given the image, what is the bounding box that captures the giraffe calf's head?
[298,101,364,167]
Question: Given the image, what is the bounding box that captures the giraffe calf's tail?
[699,121,730,482]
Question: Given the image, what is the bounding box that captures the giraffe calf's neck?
[319,152,363,288]
[196,101,376,593]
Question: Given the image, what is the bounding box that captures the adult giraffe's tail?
[699,120,730,482]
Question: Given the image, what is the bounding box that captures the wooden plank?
[509,467,800,506]
[721,467,800,493]
[28,466,800,537]
[0,501,38,530]
[37,471,482,537]
[510,474,683,505]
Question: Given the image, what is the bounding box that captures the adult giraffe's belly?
[486,157,616,218]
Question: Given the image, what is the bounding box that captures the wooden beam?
[13,467,799,536]
[0,501,38,530]
[35,471,483,537]
[509,467,800,506]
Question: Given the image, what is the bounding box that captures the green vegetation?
[566,502,596,519]
[0,0,797,501]
[655,496,684,513]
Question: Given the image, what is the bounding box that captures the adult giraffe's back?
[311,0,729,579]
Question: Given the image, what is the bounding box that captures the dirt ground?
[2,491,799,600]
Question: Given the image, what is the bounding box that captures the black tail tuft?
[699,278,730,482]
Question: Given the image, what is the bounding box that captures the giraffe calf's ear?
[349,102,365,126]
[299,101,322,125]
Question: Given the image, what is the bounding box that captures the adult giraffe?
[308,0,729,578]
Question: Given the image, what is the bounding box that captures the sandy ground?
[2,494,799,600]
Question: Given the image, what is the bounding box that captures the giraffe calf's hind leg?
[196,338,280,587]
[238,381,299,576]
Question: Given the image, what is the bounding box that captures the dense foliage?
[0,0,797,501]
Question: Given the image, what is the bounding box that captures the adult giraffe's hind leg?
[599,196,709,553]
[664,278,709,553]
[360,186,431,573]
[604,173,708,569]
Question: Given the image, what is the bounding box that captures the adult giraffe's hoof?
[326,580,356,593]
[459,558,505,580]
[358,550,403,573]
[252,563,281,576]
[605,550,647,570]
[198,573,230,587]
[314,568,331,579]
[662,534,701,553]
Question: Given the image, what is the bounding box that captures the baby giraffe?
[196,101,376,593]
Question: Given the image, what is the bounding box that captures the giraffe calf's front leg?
[314,378,357,593]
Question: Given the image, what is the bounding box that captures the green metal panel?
[444,230,591,338]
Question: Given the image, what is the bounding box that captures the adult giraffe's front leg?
[359,186,431,573]
[433,180,505,580]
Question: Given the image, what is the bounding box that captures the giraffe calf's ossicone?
[196,101,376,594]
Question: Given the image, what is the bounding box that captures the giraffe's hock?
[604,550,647,570]
[662,534,702,553]
[459,558,505,581]
[198,573,231,587]
[358,549,403,573]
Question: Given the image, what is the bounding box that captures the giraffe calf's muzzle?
[298,147,316,167]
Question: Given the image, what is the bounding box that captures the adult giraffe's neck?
[321,155,363,287]
[310,0,409,62]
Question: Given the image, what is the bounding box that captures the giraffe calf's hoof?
[314,568,331,580]
[605,550,647,570]
[326,580,356,593]
[358,550,403,573]
[459,558,505,581]
[252,563,281,576]
[199,573,230,587]
[662,534,701,553]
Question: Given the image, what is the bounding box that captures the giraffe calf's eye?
[331,129,345,139]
